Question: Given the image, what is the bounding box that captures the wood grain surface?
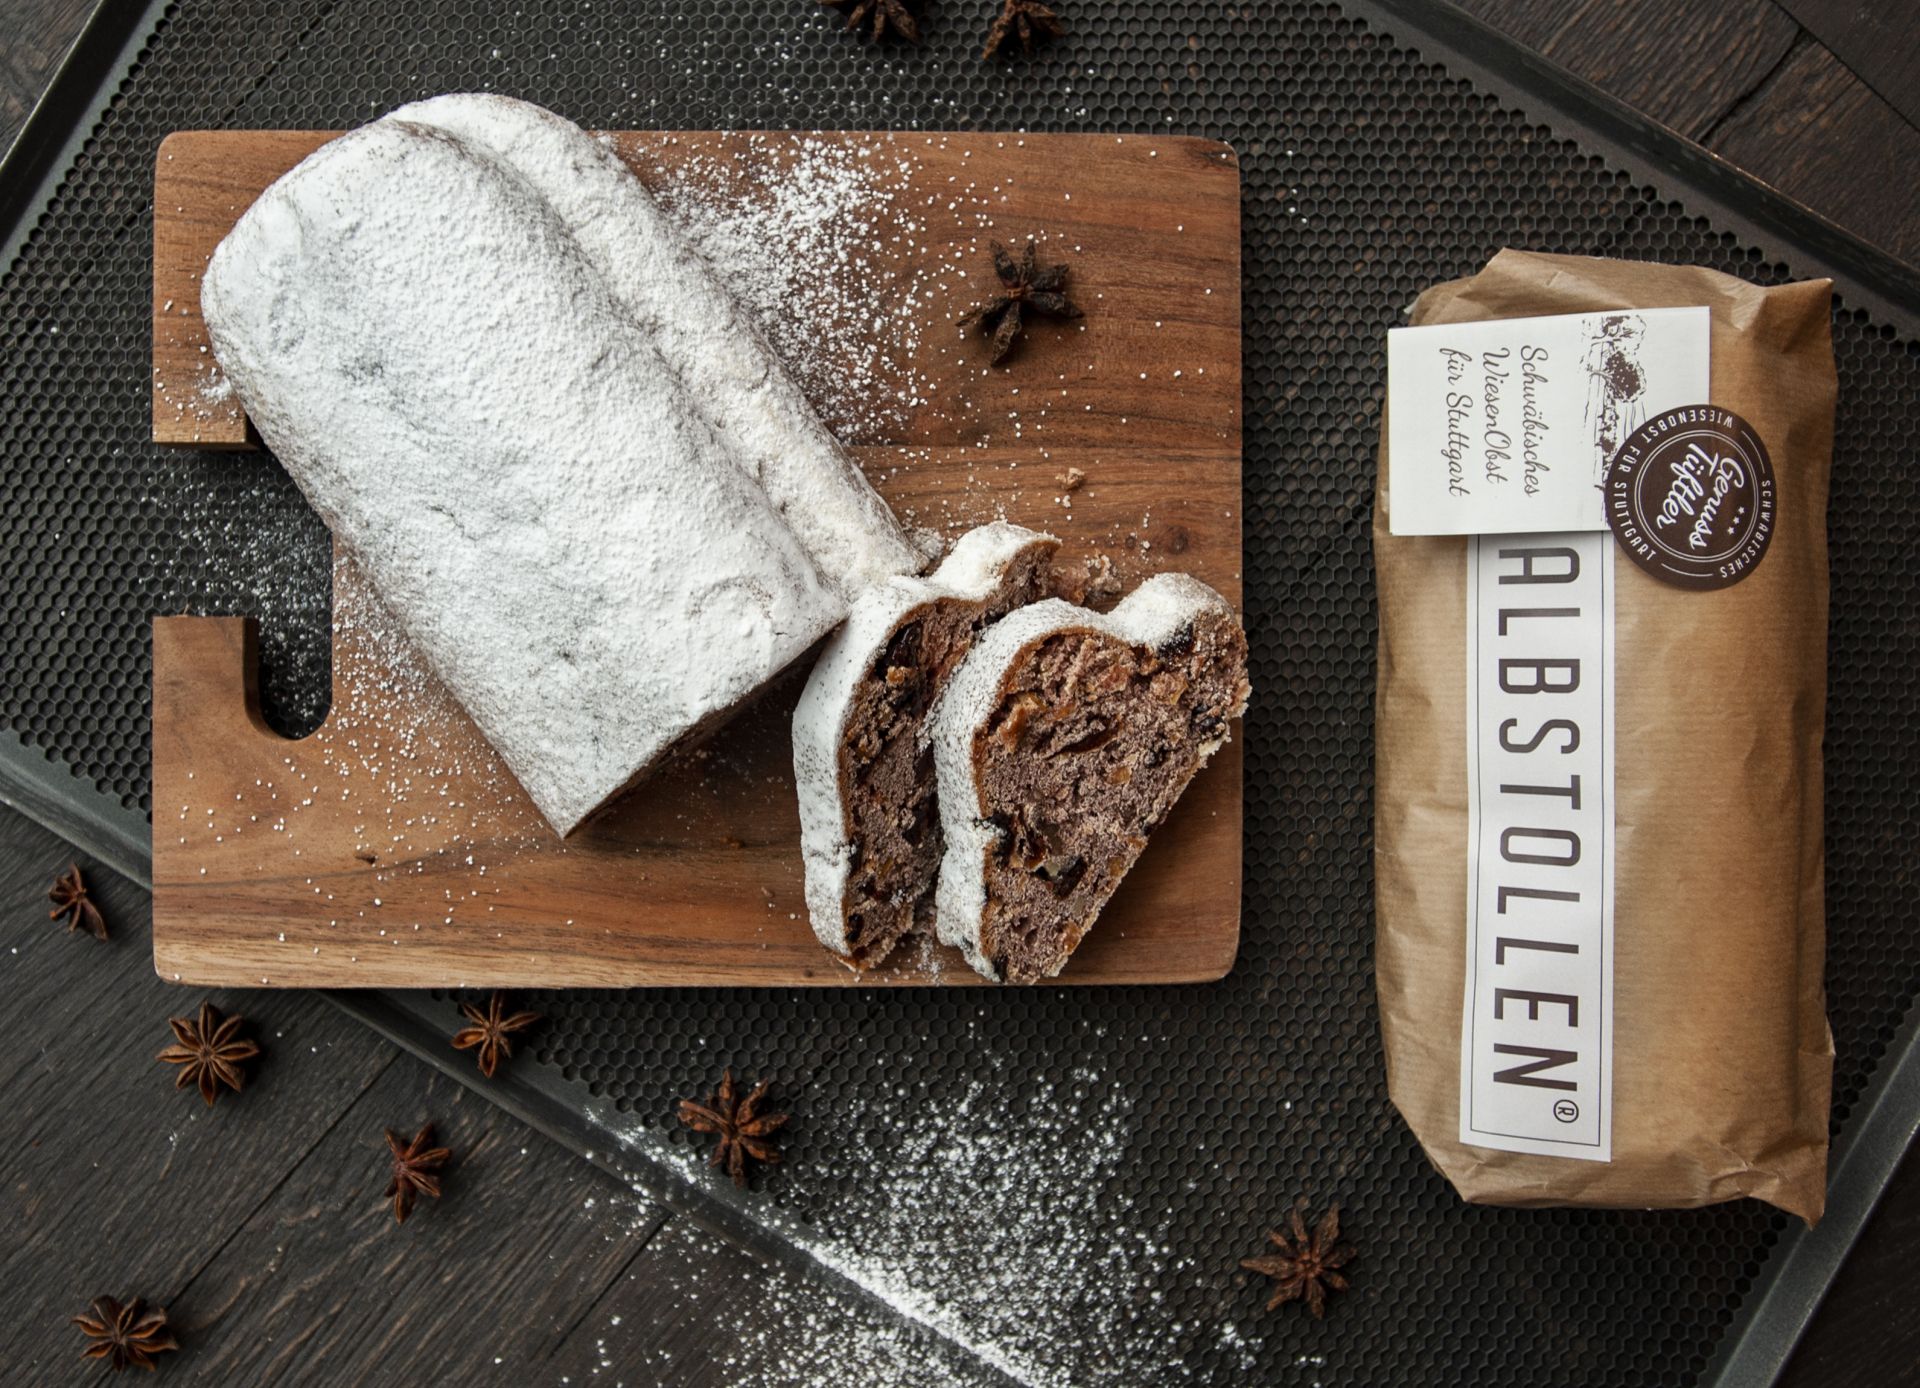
[1450,0,1920,265]
[1,808,986,1384]
[1451,0,1801,140]
[1776,0,1920,129]
[1707,38,1920,264]
[0,0,91,157]
[149,129,1244,988]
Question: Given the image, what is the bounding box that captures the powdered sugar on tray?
[599,1222,973,1387]
[158,456,334,733]
[589,1039,1249,1387]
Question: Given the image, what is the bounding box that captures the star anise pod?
[958,239,1083,365]
[819,0,921,44]
[49,864,107,941]
[982,0,1064,58]
[155,1002,261,1107]
[71,1295,179,1372]
[678,1068,789,1189]
[1241,1202,1354,1318]
[383,1123,451,1224]
[450,991,540,1079]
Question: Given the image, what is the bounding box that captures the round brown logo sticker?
[1605,405,1775,590]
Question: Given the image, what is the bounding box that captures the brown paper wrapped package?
[1373,250,1835,1225]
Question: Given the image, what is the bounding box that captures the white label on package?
[1460,532,1615,1162]
[1389,307,1709,535]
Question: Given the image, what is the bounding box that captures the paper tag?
[1389,307,1709,535]
[1460,533,1615,1162]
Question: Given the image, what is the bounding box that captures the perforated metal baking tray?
[2,3,1915,1384]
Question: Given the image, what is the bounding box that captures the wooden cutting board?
[149,128,1242,987]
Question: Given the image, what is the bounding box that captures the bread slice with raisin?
[929,574,1250,982]
[794,523,1059,969]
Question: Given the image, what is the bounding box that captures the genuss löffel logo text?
[1605,405,1775,590]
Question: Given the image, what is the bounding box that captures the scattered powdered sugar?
[780,1071,1152,1385]
[151,347,243,444]
[619,1222,975,1387]
[158,532,548,956]
[590,1044,1246,1387]
[196,364,234,405]
[320,562,550,861]
[646,133,949,443]
[157,456,333,734]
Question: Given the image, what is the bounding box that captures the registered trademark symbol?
[1552,1099,1580,1124]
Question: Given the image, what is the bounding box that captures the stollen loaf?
[203,116,851,836]
[386,94,925,595]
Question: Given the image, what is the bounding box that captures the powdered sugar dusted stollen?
[931,574,1251,982]
[386,94,927,595]
[201,119,844,837]
[794,522,1058,969]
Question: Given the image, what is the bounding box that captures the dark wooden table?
[1,0,1916,1383]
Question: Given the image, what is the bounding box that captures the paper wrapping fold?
[1373,250,1835,1225]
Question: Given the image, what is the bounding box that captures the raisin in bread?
[794,523,1059,968]
[202,117,845,837]
[929,574,1250,982]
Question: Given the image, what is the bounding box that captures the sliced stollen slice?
[201,118,844,837]
[794,523,1060,969]
[930,574,1250,983]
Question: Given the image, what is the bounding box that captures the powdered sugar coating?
[794,522,1057,959]
[202,118,844,837]
[929,573,1243,980]
[387,94,926,595]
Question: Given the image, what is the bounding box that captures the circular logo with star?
[1605,405,1776,590]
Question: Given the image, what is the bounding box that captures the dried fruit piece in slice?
[930,573,1249,982]
[795,523,1058,969]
